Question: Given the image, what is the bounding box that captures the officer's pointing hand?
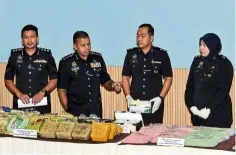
[32,91,45,104]
[17,93,30,104]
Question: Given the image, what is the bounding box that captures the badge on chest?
[71,61,79,73]
[17,56,23,63]
[90,62,101,68]
[151,60,162,64]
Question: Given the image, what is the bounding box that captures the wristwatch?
[41,88,47,93]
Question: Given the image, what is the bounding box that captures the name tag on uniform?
[33,59,47,63]
[17,97,48,108]
[152,60,162,64]
[71,67,80,71]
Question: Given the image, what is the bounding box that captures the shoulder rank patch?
[11,48,23,53]
[219,55,227,60]
[153,46,167,52]
[61,53,74,61]
[38,47,51,53]
[194,55,201,58]
[90,51,102,57]
[127,47,138,52]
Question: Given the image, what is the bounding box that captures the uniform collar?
[139,46,154,56]
[200,53,218,62]
[22,47,40,56]
[74,52,91,62]
[139,46,154,52]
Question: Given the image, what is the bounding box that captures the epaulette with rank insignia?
[90,51,102,57]
[153,46,167,52]
[61,53,74,61]
[219,55,227,60]
[38,47,51,53]
[11,48,23,54]
[194,55,201,58]
[127,47,138,52]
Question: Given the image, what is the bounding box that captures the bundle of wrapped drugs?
[25,111,40,117]
[9,109,25,115]
[48,115,68,123]
[0,116,10,134]
[58,112,75,120]
[108,123,117,140]
[108,123,123,140]
[184,127,230,147]
[6,115,29,135]
[26,116,45,133]
[90,121,111,142]
[77,114,100,123]
[0,112,9,117]
[56,121,75,140]
[72,123,92,140]
[40,120,59,138]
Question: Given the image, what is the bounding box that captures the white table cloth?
[0,137,235,155]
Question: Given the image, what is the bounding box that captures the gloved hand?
[125,95,134,108]
[190,106,200,116]
[150,96,163,113]
[198,107,211,119]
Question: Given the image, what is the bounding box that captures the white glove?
[190,106,200,116]
[150,96,162,113]
[125,95,134,108]
[198,107,211,119]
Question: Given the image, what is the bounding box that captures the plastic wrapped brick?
[0,116,10,134]
[90,122,111,142]
[26,116,44,133]
[39,120,60,138]
[6,116,29,135]
[56,121,75,140]
[72,123,92,140]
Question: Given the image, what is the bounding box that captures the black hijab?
[199,33,222,57]
[199,33,222,74]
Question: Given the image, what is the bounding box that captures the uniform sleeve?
[57,60,69,89]
[4,53,15,80]
[47,53,57,80]
[207,59,234,111]
[184,58,196,109]
[162,52,173,77]
[99,56,111,85]
[122,51,131,76]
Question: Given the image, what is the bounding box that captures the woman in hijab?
[185,33,234,128]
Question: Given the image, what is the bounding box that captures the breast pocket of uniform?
[71,66,80,75]
[15,63,26,75]
[130,60,138,72]
[90,67,101,78]
[36,63,47,72]
[152,64,162,75]
[202,65,219,82]
[89,62,102,77]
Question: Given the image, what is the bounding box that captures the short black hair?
[73,31,90,44]
[139,23,154,36]
[21,24,38,38]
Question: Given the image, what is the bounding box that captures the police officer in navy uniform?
[122,24,173,125]
[185,33,234,128]
[4,24,57,113]
[57,31,121,118]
